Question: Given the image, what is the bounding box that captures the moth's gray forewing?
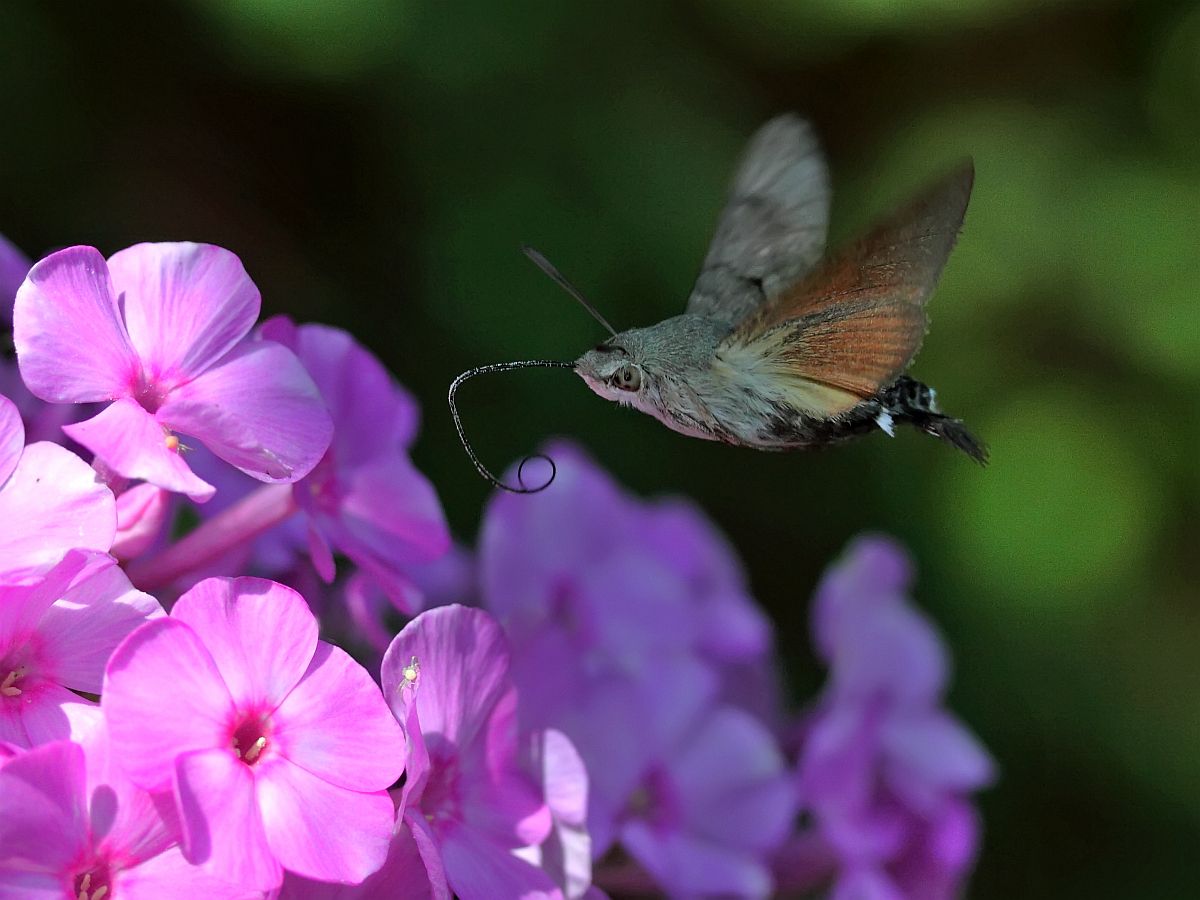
[685,114,831,327]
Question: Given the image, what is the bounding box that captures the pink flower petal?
[64,399,216,501]
[158,339,332,484]
[0,440,115,579]
[103,619,233,791]
[439,824,562,900]
[9,682,99,748]
[670,708,795,853]
[176,747,281,891]
[329,455,452,567]
[172,578,317,711]
[107,243,260,386]
[13,246,139,402]
[620,824,771,899]
[881,711,995,812]
[256,755,395,884]
[273,641,405,792]
[381,605,511,749]
[306,522,335,583]
[39,555,163,692]
[112,483,171,560]
[0,393,22,485]
[275,815,449,900]
[0,740,87,871]
[116,846,261,900]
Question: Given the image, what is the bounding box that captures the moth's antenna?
[521,245,618,339]
[449,359,576,493]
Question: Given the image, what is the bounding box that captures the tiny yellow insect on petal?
[402,655,420,686]
[164,434,181,452]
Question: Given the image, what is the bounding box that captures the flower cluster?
[0,236,992,899]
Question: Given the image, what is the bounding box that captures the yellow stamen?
[164,434,181,452]
[1,667,26,697]
[92,888,109,900]
[243,736,267,762]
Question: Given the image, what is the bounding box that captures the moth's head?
[574,339,653,407]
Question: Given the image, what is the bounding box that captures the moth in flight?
[451,115,985,492]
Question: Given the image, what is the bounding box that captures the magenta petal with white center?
[65,398,216,501]
[102,619,232,791]
[381,605,512,748]
[38,555,163,692]
[0,440,116,578]
[439,825,562,900]
[273,642,405,791]
[0,394,22,484]
[158,339,332,484]
[13,246,140,402]
[107,243,261,386]
[176,747,282,891]
[172,578,317,710]
[256,754,395,884]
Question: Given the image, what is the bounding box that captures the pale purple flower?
[14,243,333,501]
[792,536,994,899]
[0,728,253,899]
[260,318,450,604]
[0,549,162,748]
[102,577,406,891]
[478,442,770,850]
[0,392,115,580]
[381,604,564,900]
[615,706,796,897]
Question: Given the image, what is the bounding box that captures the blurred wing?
[686,115,830,326]
[717,162,974,418]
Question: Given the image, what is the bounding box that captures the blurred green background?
[2,1,1197,895]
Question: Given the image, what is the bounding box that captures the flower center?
[303,452,340,514]
[72,865,112,900]
[229,713,273,767]
[131,376,171,414]
[625,765,681,832]
[421,746,462,829]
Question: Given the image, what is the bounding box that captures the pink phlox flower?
[259,318,450,606]
[381,605,564,900]
[0,235,80,444]
[795,536,995,900]
[13,243,333,501]
[0,549,161,748]
[0,392,115,581]
[615,705,797,898]
[101,577,406,891]
[0,725,255,899]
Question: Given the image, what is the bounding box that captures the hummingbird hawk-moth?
[450,114,986,492]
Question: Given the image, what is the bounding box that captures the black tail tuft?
[921,415,989,465]
[882,377,988,465]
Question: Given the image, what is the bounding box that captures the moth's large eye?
[613,364,641,392]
